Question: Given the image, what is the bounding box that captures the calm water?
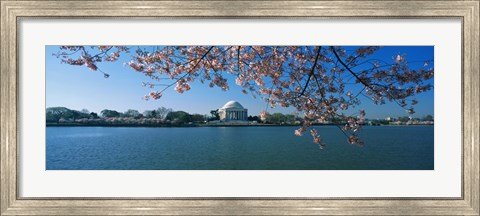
[46,126,434,170]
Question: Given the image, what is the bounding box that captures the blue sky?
[46,46,434,119]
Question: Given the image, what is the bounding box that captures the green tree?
[267,113,287,124]
[284,114,296,124]
[398,116,410,122]
[143,110,154,118]
[89,112,99,119]
[247,115,260,122]
[155,107,173,119]
[191,114,205,123]
[71,111,80,121]
[46,107,72,123]
[46,107,89,122]
[423,115,434,121]
[101,109,121,118]
[166,111,191,124]
[123,109,141,118]
[210,109,220,120]
[143,110,156,118]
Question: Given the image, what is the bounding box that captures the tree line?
[46,107,208,125]
[46,107,307,126]
[369,115,434,125]
[47,107,433,127]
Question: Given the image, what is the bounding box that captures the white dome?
[222,101,244,109]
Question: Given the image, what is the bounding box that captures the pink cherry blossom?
[259,111,268,122]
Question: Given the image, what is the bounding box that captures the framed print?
[1,0,479,215]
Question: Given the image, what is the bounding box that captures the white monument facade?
[218,101,248,121]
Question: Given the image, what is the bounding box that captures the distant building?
[218,101,248,121]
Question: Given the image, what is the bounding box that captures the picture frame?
[1,0,478,215]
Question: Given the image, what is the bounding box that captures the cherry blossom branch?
[157,46,214,94]
[331,46,372,89]
[300,46,322,97]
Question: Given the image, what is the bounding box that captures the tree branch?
[300,46,322,96]
[237,46,241,73]
[330,46,372,89]
[158,46,214,93]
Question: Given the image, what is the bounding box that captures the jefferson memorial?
[218,101,248,121]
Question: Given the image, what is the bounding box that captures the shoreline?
[46,123,434,128]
